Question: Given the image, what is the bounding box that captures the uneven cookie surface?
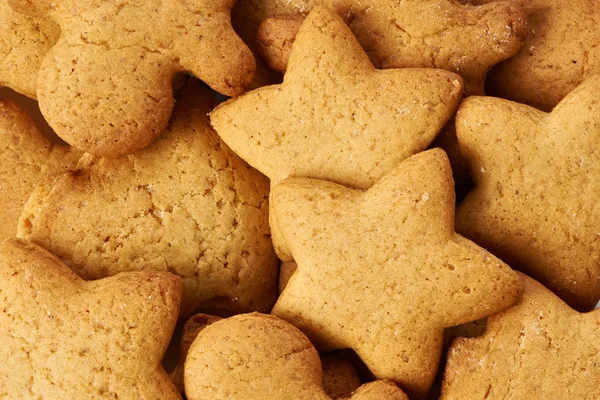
[442,273,600,399]
[212,6,463,190]
[270,149,522,397]
[255,0,527,94]
[184,313,408,400]
[473,0,600,110]
[0,100,80,242]
[0,238,182,399]
[0,0,58,98]
[8,0,254,156]
[18,81,278,317]
[456,76,600,311]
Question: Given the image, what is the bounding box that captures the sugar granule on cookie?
[0,238,182,399]
[211,6,463,191]
[0,0,58,98]
[442,272,600,399]
[455,75,600,312]
[184,313,408,400]
[255,0,527,95]
[8,0,255,156]
[270,149,522,398]
[17,80,278,317]
[0,100,81,242]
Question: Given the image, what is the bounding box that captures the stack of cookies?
[1,0,599,399]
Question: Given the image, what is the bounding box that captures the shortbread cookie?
[270,149,522,397]
[0,238,182,399]
[184,313,408,400]
[455,76,600,312]
[211,6,463,191]
[18,80,278,317]
[471,0,600,110]
[255,0,527,95]
[171,313,362,399]
[0,100,80,242]
[8,0,255,156]
[0,0,58,98]
[442,273,600,399]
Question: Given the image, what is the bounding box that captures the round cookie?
[0,100,81,242]
[17,80,278,317]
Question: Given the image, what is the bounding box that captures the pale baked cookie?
[0,100,80,242]
[255,0,527,95]
[0,0,58,98]
[0,238,182,399]
[471,0,600,110]
[456,76,600,312]
[211,6,463,191]
[442,273,600,399]
[184,313,408,400]
[8,0,255,156]
[270,149,522,398]
[18,81,278,317]
[171,313,362,399]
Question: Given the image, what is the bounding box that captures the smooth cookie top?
[0,238,182,399]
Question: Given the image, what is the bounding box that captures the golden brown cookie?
[255,0,527,95]
[471,0,600,110]
[17,80,278,317]
[184,313,408,400]
[8,0,255,156]
[455,76,600,312]
[0,0,58,98]
[270,149,522,398]
[211,6,463,191]
[442,273,600,399]
[0,238,182,399]
[0,100,80,242]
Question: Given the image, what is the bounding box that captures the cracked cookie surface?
[17,80,278,317]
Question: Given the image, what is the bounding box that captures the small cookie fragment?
[255,0,527,95]
[184,313,407,400]
[442,273,600,399]
[0,100,80,242]
[0,238,182,399]
[456,76,600,311]
[18,81,278,317]
[0,0,58,98]
[8,0,255,156]
[270,149,522,397]
[212,6,463,190]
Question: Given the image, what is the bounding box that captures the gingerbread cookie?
[270,149,522,397]
[211,6,463,191]
[8,0,254,156]
[18,80,278,317]
[0,0,58,98]
[184,313,408,400]
[471,0,600,110]
[442,273,600,399]
[255,0,527,95]
[455,76,600,312]
[0,100,80,242]
[0,238,181,399]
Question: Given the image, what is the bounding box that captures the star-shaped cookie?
[0,100,81,242]
[270,149,522,398]
[0,238,181,399]
[254,0,527,95]
[0,0,58,98]
[8,0,254,156]
[211,6,463,191]
[455,75,600,312]
[442,273,600,399]
[17,80,278,317]
[470,0,600,110]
